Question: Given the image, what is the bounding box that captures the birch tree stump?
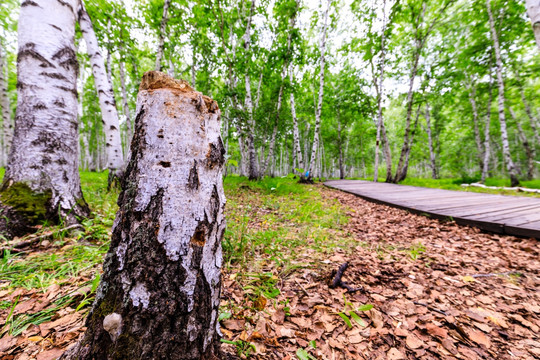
[63,71,226,360]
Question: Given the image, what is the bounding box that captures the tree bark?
[509,107,536,180]
[78,0,125,178]
[289,65,303,173]
[155,0,171,71]
[394,105,421,183]
[337,112,344,179]
[517,84,540,145]
[486,0,520,187]
[526,0,540,51]
[118,56,132,151]
[1,0,89,236]
[468,82,484,172]
[373,0,387,183]
[481,71,494,183]
[0,40,12,167]
[62,71,225,360]
[307,0,331,182]
[425,103,438,179]
[243,0,259,180]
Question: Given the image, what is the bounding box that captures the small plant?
[296,347,317,360]
[336,295,373,328]
[405,242,426,260]
[221,339,256,358]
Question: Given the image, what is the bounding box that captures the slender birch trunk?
[62,71,225,360]
[78,0,124,180]
[509,108,536,180]
[467,82,485,172]
[118,58,132,150]
[307,0,331,182]
[526,0,540,51]
[481,70,494,182]
[486,0,520,187]
[518,85,540,145]
[1,0,89,237]
[243,0,259,180]
[191,43,197,88]
[155,0,171,71]
[395,105,421,182]
[290,65,303,172]
[374,0,387,183]
[0,40,12,166]
[425,103,438,179]
[337,112,344,179]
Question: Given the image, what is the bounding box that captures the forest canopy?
[0,0,539,184]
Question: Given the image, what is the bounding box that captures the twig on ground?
[329,262,363,293]
[294,278,309,297]
[471,271,522,278]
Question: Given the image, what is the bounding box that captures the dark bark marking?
[54,85,78,98]
[33,102,47,110]
[40,72,68,80]
[187,161,199,190]
[109,125,117,130]
[206,137,225,169]
[157,129,164,139]
[18,44,54,68]
[50,24,62,31]
[190,222,206,247]
[21,0,40,7]
[56,0,74,12]
[53,99,66,108]
[158,161,171,168]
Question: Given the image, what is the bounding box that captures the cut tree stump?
[62,71,226,360]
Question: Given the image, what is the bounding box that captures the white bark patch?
[129,282,150,309]
[103,313,122,341]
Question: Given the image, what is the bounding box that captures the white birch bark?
[518,85,540,145]
[487,0,520,187]
[0,40,12,166]
[526,0,540,51]
[78,0,124,175]
[425,103,437,179]
[118,57,132,149]
[467,82,485,171]
[155,0,171,71]
[289,65,303,172]
[374,0,387,183]
[481,72,494,182]
[3,0,89,226]
[307,0,331,181]
[62,71,225,360]
[243,0,259,180]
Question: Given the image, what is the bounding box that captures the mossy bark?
[63,71,225,360]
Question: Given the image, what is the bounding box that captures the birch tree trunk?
[518,85,540,145]
[1,0,89,237]
[486,0,520,187]
[509,108,536,180]
[62,72,225,360]
[243,0,259,180]
[373,0,387,183]
[290,65,303,172]
[155,0,171,71]
[78,0,124,180]
[118,56,132,151]
[0,40,12,167]
[425,103,438,179]
[307,0,331,182]
[394,105,421,183]
[468,82,485,171]
[337,112,344,179]
[481,72,494,182]
[526,0,540,51]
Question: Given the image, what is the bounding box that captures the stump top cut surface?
[139,71,219,114]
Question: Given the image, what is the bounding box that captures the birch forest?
[1,0,539,185]
[1,0,540,359]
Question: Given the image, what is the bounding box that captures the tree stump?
[63,71,226,359]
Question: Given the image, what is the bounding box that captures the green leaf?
[309,340,317,349]
[218,312,232,321]
[349,311,366,327]
[356,304,374,312]
[338,312,353,328]
[296,348,317,360]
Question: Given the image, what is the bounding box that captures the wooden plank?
[324,180,540,239]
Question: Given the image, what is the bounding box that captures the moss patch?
[0,182,52,223]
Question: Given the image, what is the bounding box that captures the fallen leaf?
[426,323,448,339]
[387,347,406,359]
[36,347,64,360]
[468,329,491,348]
[406,334,424,349]
[221,319,245,331]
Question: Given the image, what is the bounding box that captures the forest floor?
[0,174,538,360]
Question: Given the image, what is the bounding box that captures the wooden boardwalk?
[325,180,540,239]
